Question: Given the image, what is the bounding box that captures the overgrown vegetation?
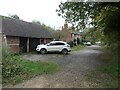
[56,2,120,49]
[1,31,59,86]
[100,52,119,78]
[2,54,59,86]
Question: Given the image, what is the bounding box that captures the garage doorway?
[29,38,40,52]
[19,37,27,53]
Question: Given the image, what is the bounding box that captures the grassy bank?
[100,55,119,78]
[2,54,59,86]
[71,45,86,51]
[100,46,119,78]
[86,49,118,88]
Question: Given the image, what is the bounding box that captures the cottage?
[71,32,82,45]
[61,22,71,42]
[0,16,53,53]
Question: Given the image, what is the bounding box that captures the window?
[49,43,56,46]
[56,42,65,45]
[49,42,65,46]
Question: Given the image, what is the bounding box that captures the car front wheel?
[40,49,46,54]
[62,49,68,55]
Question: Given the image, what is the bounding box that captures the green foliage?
[83,27,103,44]
[94,3,120,50]
[32,20,41,25]
[57,2,94,30]
[53,30,66,40]
[31,20,55,39]
[32,20,55,31]
[2,39,8,60]
[8,14,20,19]
[100,56,119,78]
[68,40,74,47]
[57,2,120,54]
[2,55,23,78]
[32,19,70,41]
[2,54,59,85]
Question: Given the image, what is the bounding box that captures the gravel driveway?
[7,45,118,88]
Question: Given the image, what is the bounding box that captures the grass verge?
[100,55,119,78]
[71,45,86,51]
[2,54,59,86]
[86,55,118,88]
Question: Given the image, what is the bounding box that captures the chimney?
[64,21,68,30]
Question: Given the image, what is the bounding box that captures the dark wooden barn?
[0,16,53,53]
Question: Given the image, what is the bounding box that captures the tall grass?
[100,46,119,78]
[1,39,59,86]
[1,37,8,84]
[2,54,59,86]
[101,55,119,78]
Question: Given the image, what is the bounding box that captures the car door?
[55,42,65,51]
[47,42,57,51]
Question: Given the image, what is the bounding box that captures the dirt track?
[6,45,118,88]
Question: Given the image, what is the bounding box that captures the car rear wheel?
[40,49,46,54]
[62,49,68,55]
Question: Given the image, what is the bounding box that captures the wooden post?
[44,39,46,44]
[27,38,29,52]
[39,38,41,44]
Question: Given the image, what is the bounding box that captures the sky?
[0,0,67,29]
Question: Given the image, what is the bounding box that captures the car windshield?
[46,43,50,45]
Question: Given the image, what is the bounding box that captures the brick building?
[61,22,71,42]
[71,32,81,45]
[0,16,53,53]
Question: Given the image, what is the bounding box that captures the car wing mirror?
[46,44,50,46]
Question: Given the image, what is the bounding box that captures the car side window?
[49,42,65,46]
[49,43,56,46]
[56,42,65,45]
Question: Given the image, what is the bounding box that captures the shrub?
[68,40,74,47]
[2,54,59,85]
[2,54,24,79]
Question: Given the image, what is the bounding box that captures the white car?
[36,41,71,55]
[83,42,92,46]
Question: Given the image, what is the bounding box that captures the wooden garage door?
[29,38,40,52]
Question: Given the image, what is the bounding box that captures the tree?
[93,3,120,49]
[82,27,103,44]
[32,20,41,25]
[57,2,120,50]
[8,14,20,19]
[53,30,66,40]
[32,20,55,37]
[56,2,95,30]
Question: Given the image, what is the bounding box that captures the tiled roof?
[1,16,53,38]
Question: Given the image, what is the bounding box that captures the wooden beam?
[27,38,29,52]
